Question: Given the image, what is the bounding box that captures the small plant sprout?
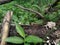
[5,23,44,45]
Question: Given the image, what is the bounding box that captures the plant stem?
[34,43,36,45]
[24,38,25,45]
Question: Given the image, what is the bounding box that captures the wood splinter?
[1,11,13,45]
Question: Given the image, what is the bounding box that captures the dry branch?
[1,11,13,45]
[14,4,44,18]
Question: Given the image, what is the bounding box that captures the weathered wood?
[0,11,13,45]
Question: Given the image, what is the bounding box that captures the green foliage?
[0,0,60,45]
[16,23,25,38]
[1,0,60,45]
[0,0,60,24]
[6,23,44,45]
[45,12,59,22]
[6,36,24,44]
[25,35,44,43]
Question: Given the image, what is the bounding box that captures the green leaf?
[12,15,19,22]
[25,35,44,43]
[16,23,25,38]
[5,36,24,44]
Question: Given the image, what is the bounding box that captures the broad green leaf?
[16,23,25,38]
[25,35,44,43]
[5,36,24,44]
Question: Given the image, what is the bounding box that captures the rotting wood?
[0,11,13,45]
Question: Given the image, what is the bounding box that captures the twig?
[1,11,13,45]
[14,4,44,18]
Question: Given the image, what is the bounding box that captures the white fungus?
[45,21,57,30]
